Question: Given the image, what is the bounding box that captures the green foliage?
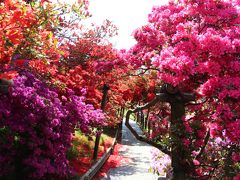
[67,146,79,160]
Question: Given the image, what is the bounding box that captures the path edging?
[80,127,120,180]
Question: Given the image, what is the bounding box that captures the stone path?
[102,119,166,180]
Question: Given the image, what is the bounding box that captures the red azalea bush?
[0,0,88,78]
[30,23,130,127]
[59,26,128,126]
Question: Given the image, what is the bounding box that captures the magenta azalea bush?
[0,71,105,179]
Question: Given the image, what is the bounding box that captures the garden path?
[102,119,166,180]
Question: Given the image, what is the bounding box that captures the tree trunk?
[170,101,186,180]
[93,133,101,161]
[141,110,144,129]
[145,108,150,131]
[121,107,125,119]
[93,84,109,161]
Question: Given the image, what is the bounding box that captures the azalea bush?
[0,71,105,179]
[29,20,130,126]
[150,148,171,177]
[0,0,127,179]
[122,0,240,178]
[0,0,88,79]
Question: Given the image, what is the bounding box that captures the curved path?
[102,119,166,180]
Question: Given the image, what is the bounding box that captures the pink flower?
[191,151,198,156]
[209,122,223,138]
[51,119,60,127]
[197,130,205,138]
[233,174,240,180]
[182,138,190,147]
[193,159,200,166]
[195,140,204,147]
[183,122,193,133]
[232,152,240,162]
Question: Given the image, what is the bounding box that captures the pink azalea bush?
[0,71,105,179]
[121,0,240,178]
[150,148,172,177]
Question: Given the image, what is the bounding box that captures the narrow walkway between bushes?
[102,119,165,180]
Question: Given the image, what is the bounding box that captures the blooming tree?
[122,0,240,178]
[29,19,131,126]
[0,0,88,78]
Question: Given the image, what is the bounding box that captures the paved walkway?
[102,119,165,180]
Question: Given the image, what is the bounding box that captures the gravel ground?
[102,119,166,180]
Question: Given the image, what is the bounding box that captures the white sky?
[61,0,169,49]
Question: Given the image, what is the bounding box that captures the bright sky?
[87,0,170,49]
[62,0,169,49]
[87,0,169,49]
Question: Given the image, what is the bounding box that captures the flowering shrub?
[29,22,130,127]
[0,72,104,179]
[122,0,240,178]
[0,0,89,78]
[0,0,125,179]
[150,148,171,177]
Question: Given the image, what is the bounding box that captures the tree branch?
[125,110,170,155]
[196,129,210,159]
[186,97,208,106]
[134,93,170,111]
[123,67,160,77]
[124,93,171,155]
